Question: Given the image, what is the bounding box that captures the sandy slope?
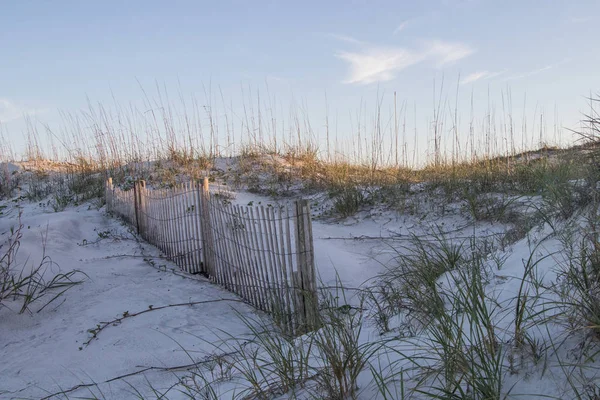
[0,187,593,399]
[0,202,256,399]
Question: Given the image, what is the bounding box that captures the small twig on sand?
[40,353,238,400]
[83,298,246,347]
[320,231,503,242]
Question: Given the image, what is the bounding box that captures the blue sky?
[1,0,599,159]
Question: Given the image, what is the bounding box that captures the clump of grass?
[201,312,314,399]
[462,189,521,222]
[557,217,600,341]
[501,214,542,248]
[363,230,535,398]
[236,314,313,398]
[537,161,593,220]
[506,238,555,374]
[311,285,381,399]
[422,160,513,198]
[23,170,53,201]
[0,216,86,314]
[51,180,73,212]
[180,282,390,399]
[389,241,507,399]
[363,280,403,334]
[178,370,222,400]
[379,232,466,332]
[0,164,19,199]
[331,186,369,218]
[551,101,600,344]
[68,172,105,203]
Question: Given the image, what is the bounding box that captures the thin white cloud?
[337,40,475,85]
[0,98,44,123]
[460,69,506,84]
[393,21,410,35]
[461,71,489,84]
[484,70,506,79]
[567,16,594,23]
[392,14,433,35]
[425,40,475,67]
[502,59,569,81]
[502,66,550,81]
[0,99,24,123]
[337,48,426,85]
[327,33,366,46]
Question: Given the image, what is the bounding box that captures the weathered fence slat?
[164,188,174,259]
[182,183,192,272]
[277,206,294,334]
[192,182,204,274]
[213,197,231,288]
[158,189,166,255]
[174,185,184,268]
[238,205,261,308]
[248,206,269,312]
[187,186,193,271]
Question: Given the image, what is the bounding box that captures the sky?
[1,0,599,161]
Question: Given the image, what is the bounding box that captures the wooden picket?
[105,177,318,336]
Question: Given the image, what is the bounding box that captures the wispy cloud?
[393,20,410,35]
[461,71,489,84]
[502,66,550,81]
[337,48,425,85]
[392,14,435,35]
[425,40,474,67]
[502,59,569,82]
[567,16,594,23]
[337,40,475,85]
[0,99,43,124]
[326,33,366,46]
[0,99,25,123]
[460,69,506,84]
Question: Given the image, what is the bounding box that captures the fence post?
[199,177,213,276]
[139,180,147,239]
[133,181,141,235]
[106,177,113,213]
[294,199,318,333]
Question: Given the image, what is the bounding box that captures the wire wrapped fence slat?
[105,178,318,336]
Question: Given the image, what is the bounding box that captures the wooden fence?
[105,177,318,335]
